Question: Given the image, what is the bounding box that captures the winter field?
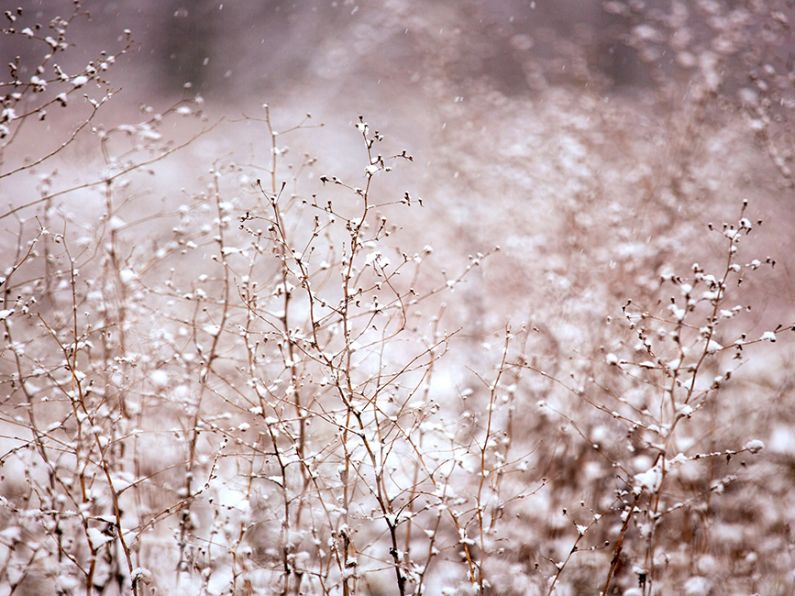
[1,1,795,594]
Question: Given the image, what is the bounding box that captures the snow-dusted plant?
[1,2,795,596]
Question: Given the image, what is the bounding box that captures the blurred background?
[10,0,790,310]
[3,1,795,593]
[6,1,648,105]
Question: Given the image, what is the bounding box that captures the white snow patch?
[119,268,137,285]
[87,528,113,549]
[769,425,795,455]
[683,576,712,596]
[634,460,663,493]
[150,369,169,387]
[109,215,126,230]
